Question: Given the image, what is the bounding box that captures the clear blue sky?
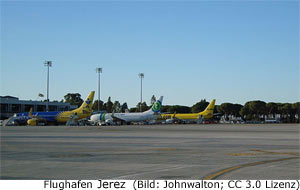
[1,0,299,108]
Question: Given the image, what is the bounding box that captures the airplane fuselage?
[162,112,213,120]
[16,110,91,124]
[11,91,95,126]
[115,111,157,122]
[92,110,157,123]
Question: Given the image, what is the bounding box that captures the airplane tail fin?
[150,96,163,113]
[78,91,95,111]
[28,107,33,117]
[200,99,216,115]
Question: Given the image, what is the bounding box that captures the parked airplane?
[90,96,163,125]
[6,91,95,126]
[161,99,216,124]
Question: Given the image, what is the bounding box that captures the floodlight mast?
[96,68,102,111]
[44,61,52,112]
[138,73,144,112]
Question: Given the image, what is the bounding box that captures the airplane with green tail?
[90,96,163,125]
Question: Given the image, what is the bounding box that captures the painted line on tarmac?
[112,165,197,179]
[225,153,261,156]
[251,149,300,156]
[226,150,300,157]
[203,157,300,180]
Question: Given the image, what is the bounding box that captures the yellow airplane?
[21,91,95,126]
[161,99,216,123]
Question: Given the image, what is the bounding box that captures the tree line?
[63,93,300,123]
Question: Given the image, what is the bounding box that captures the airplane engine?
[27,118,37,126]
[105,119,114,125]
[165,119,174,124]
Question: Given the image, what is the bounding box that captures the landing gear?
[66,113,79,126]
[197,116,203,124]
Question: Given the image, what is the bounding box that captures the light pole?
[44,61,52,112]
[96,68,102,111]
[138,73,144,112]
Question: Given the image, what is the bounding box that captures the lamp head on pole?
[96,68,102,73]
[44,61,52,67]
[138,73,144,79]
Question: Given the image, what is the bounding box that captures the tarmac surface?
[1,124,299,179]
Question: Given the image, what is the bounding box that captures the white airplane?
[90,96,163,125]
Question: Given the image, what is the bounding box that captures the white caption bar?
[0,180,299,190]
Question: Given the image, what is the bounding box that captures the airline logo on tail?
[77,91,95,111]
[201,99,215,115]
[152,96,163,113]
[85,99,91,108]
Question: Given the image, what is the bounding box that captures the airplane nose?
[91,114,99,121]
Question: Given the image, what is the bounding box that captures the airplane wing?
[30,112,48,122]
[213,113,223,116]
[111,114,126,122]
[171,116,182,123]
[160,112,172,114]
[80,109,92,115]
[29,109,59,123]
[161,112,182,123]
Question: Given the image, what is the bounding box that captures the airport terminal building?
[0,96,77,119]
